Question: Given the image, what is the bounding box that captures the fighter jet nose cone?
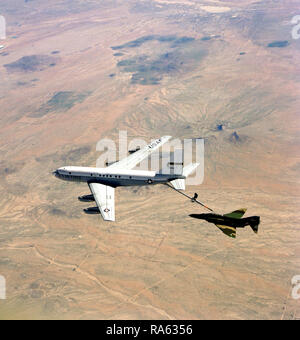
[189,214,206,220]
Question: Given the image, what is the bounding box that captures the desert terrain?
[0,0,299,319]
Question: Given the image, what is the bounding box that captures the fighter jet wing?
[216,209,246,238]
[88,183,115,222]
[108,136,172,170]
[215,224,237,238]
[223,209,247,219]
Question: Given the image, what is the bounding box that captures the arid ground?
[0,0,299,319]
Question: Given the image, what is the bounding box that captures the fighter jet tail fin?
[247,216,260,234]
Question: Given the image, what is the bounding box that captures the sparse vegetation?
[32,91,91,117]
[114,36,206,85]
[4,55,58,72]
[111,34,195,50]
[267,41,289,48]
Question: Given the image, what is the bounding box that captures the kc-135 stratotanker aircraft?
[53,136,200,222]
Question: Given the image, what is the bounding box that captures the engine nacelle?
[78,194,95,202]
[84,207,100,215]
[128,146,141,154]
[105,161,119,166]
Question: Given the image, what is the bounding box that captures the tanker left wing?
[88,183,115,222]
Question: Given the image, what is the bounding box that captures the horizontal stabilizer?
[182,163,200,177]
[170,163,200,190]
[170,178,185,190]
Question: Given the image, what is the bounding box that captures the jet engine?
[83,207,100,214]
[78,194,95,202]
[128,146,141,154]
[105,161,119,166]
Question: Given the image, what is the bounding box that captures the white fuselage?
[53,166,184,188]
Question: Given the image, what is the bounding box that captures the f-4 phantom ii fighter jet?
[190,209,260,238]
[53,136,199,222]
